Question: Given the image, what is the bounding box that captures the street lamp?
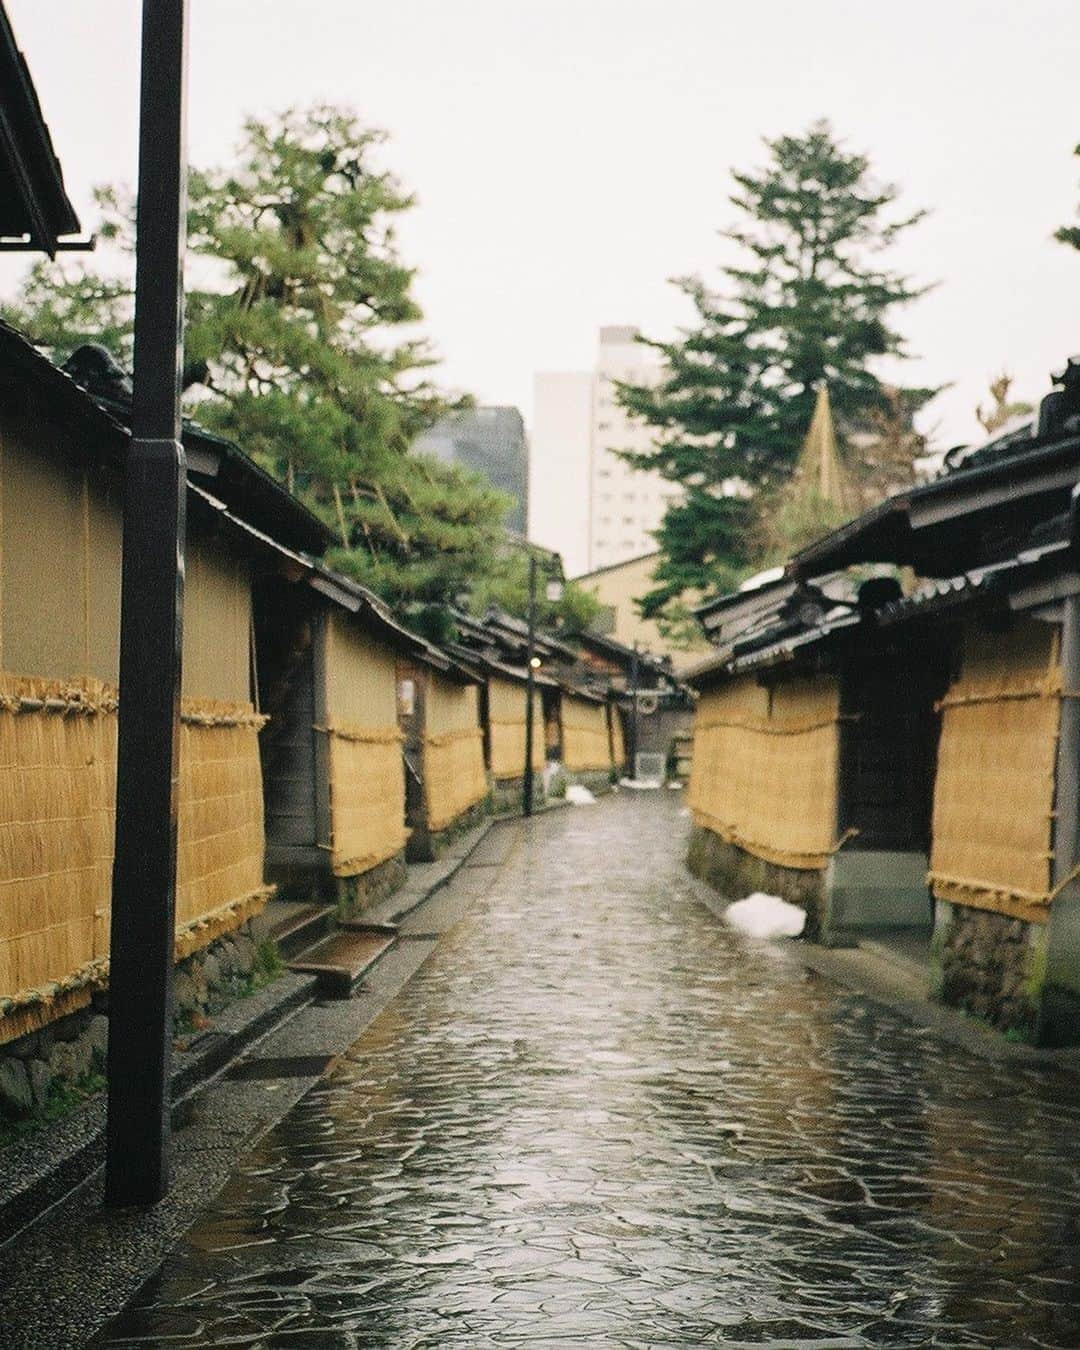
[522,555,563,817]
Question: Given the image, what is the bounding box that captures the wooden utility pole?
[105,0,189,1208]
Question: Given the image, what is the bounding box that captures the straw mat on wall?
[929,624,1062,925]
[688,674,842,870]
[562,697,612,772]
[0,677,270,1044]
[424,727,487,833]
[487,678,544,779]
[326,722,408,876]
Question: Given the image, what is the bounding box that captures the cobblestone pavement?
[99,795,1080,1347]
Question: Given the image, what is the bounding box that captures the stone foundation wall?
[933,900,1049,1038]
[491,777,546,817]
[564,769,614,796]
[0,920,264,1121]
[407,796,490,864]
[336,849,408,919]
[687,824,826,937]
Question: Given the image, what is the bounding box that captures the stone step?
[253,901,337,960]
[287,923,398,998]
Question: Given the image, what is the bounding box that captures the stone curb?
[0,970,318,1248]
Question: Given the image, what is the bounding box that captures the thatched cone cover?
[797,384,849,509]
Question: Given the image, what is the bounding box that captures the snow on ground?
[723,892,806,940]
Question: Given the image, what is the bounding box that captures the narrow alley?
[95,794,1080,1348]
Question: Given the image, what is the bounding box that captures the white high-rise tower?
[529,327,675,578]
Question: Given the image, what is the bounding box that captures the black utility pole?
[105,0,189,1208]
[522,553,538,817]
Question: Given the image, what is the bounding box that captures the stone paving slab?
[83,794,1080,1349]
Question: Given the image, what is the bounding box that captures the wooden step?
[287,925,397,998]
[254,901,337,960]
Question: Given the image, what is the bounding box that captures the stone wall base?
[336,849,408,919]
[931,899,1049,1039]
[491,776,546,817]
[687,824,826,938]
[564,768,614,796]
[407,797,490,864]
[0,920,265,1122]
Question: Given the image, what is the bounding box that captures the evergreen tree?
[617,120,936,615]
[0,106,535,633]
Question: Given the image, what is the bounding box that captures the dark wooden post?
[105,0,189,1208]
[523,554,537,817]
[628,641,640,778]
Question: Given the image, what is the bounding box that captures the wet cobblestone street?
[101,795,1080,1347]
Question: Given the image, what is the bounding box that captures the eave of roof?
[789,431,1080,582]
[875,537,1074,627]
[0,3,83,254]
[683,610,862,688]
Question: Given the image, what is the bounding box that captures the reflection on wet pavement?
[100,795,1080,1346]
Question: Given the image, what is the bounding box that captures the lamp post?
[522,553,564,817]
[628,641,640,780]
[523,554,538,817]
[105,0,189,1208]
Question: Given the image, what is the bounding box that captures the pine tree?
[617,120,937,615]
[1055,143,1080,253]
[0,107,530,632]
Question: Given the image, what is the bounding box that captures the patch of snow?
[723,892,806,940]
[566,785,597,805]
[619,777,661,791]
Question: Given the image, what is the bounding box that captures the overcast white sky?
[2,0,1078,448]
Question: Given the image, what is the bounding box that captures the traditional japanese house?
[687,574,943,940]
[396,649,488,861]
[0,322,325,1047]
[687,357,1080,1044]
[58,342,429,917]
[253,565,445,911]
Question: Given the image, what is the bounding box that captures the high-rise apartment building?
[529,327,676,577]
[412,406,529,534]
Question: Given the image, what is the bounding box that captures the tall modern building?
[529,326,677,577]
[412,406,529,534]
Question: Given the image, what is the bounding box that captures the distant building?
[576,551,709,670]
[413,406,528,534]
[530,326,678,577]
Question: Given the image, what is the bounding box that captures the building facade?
[529,327,676,577]
[412,406,528,534]
[576,551,710,669]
